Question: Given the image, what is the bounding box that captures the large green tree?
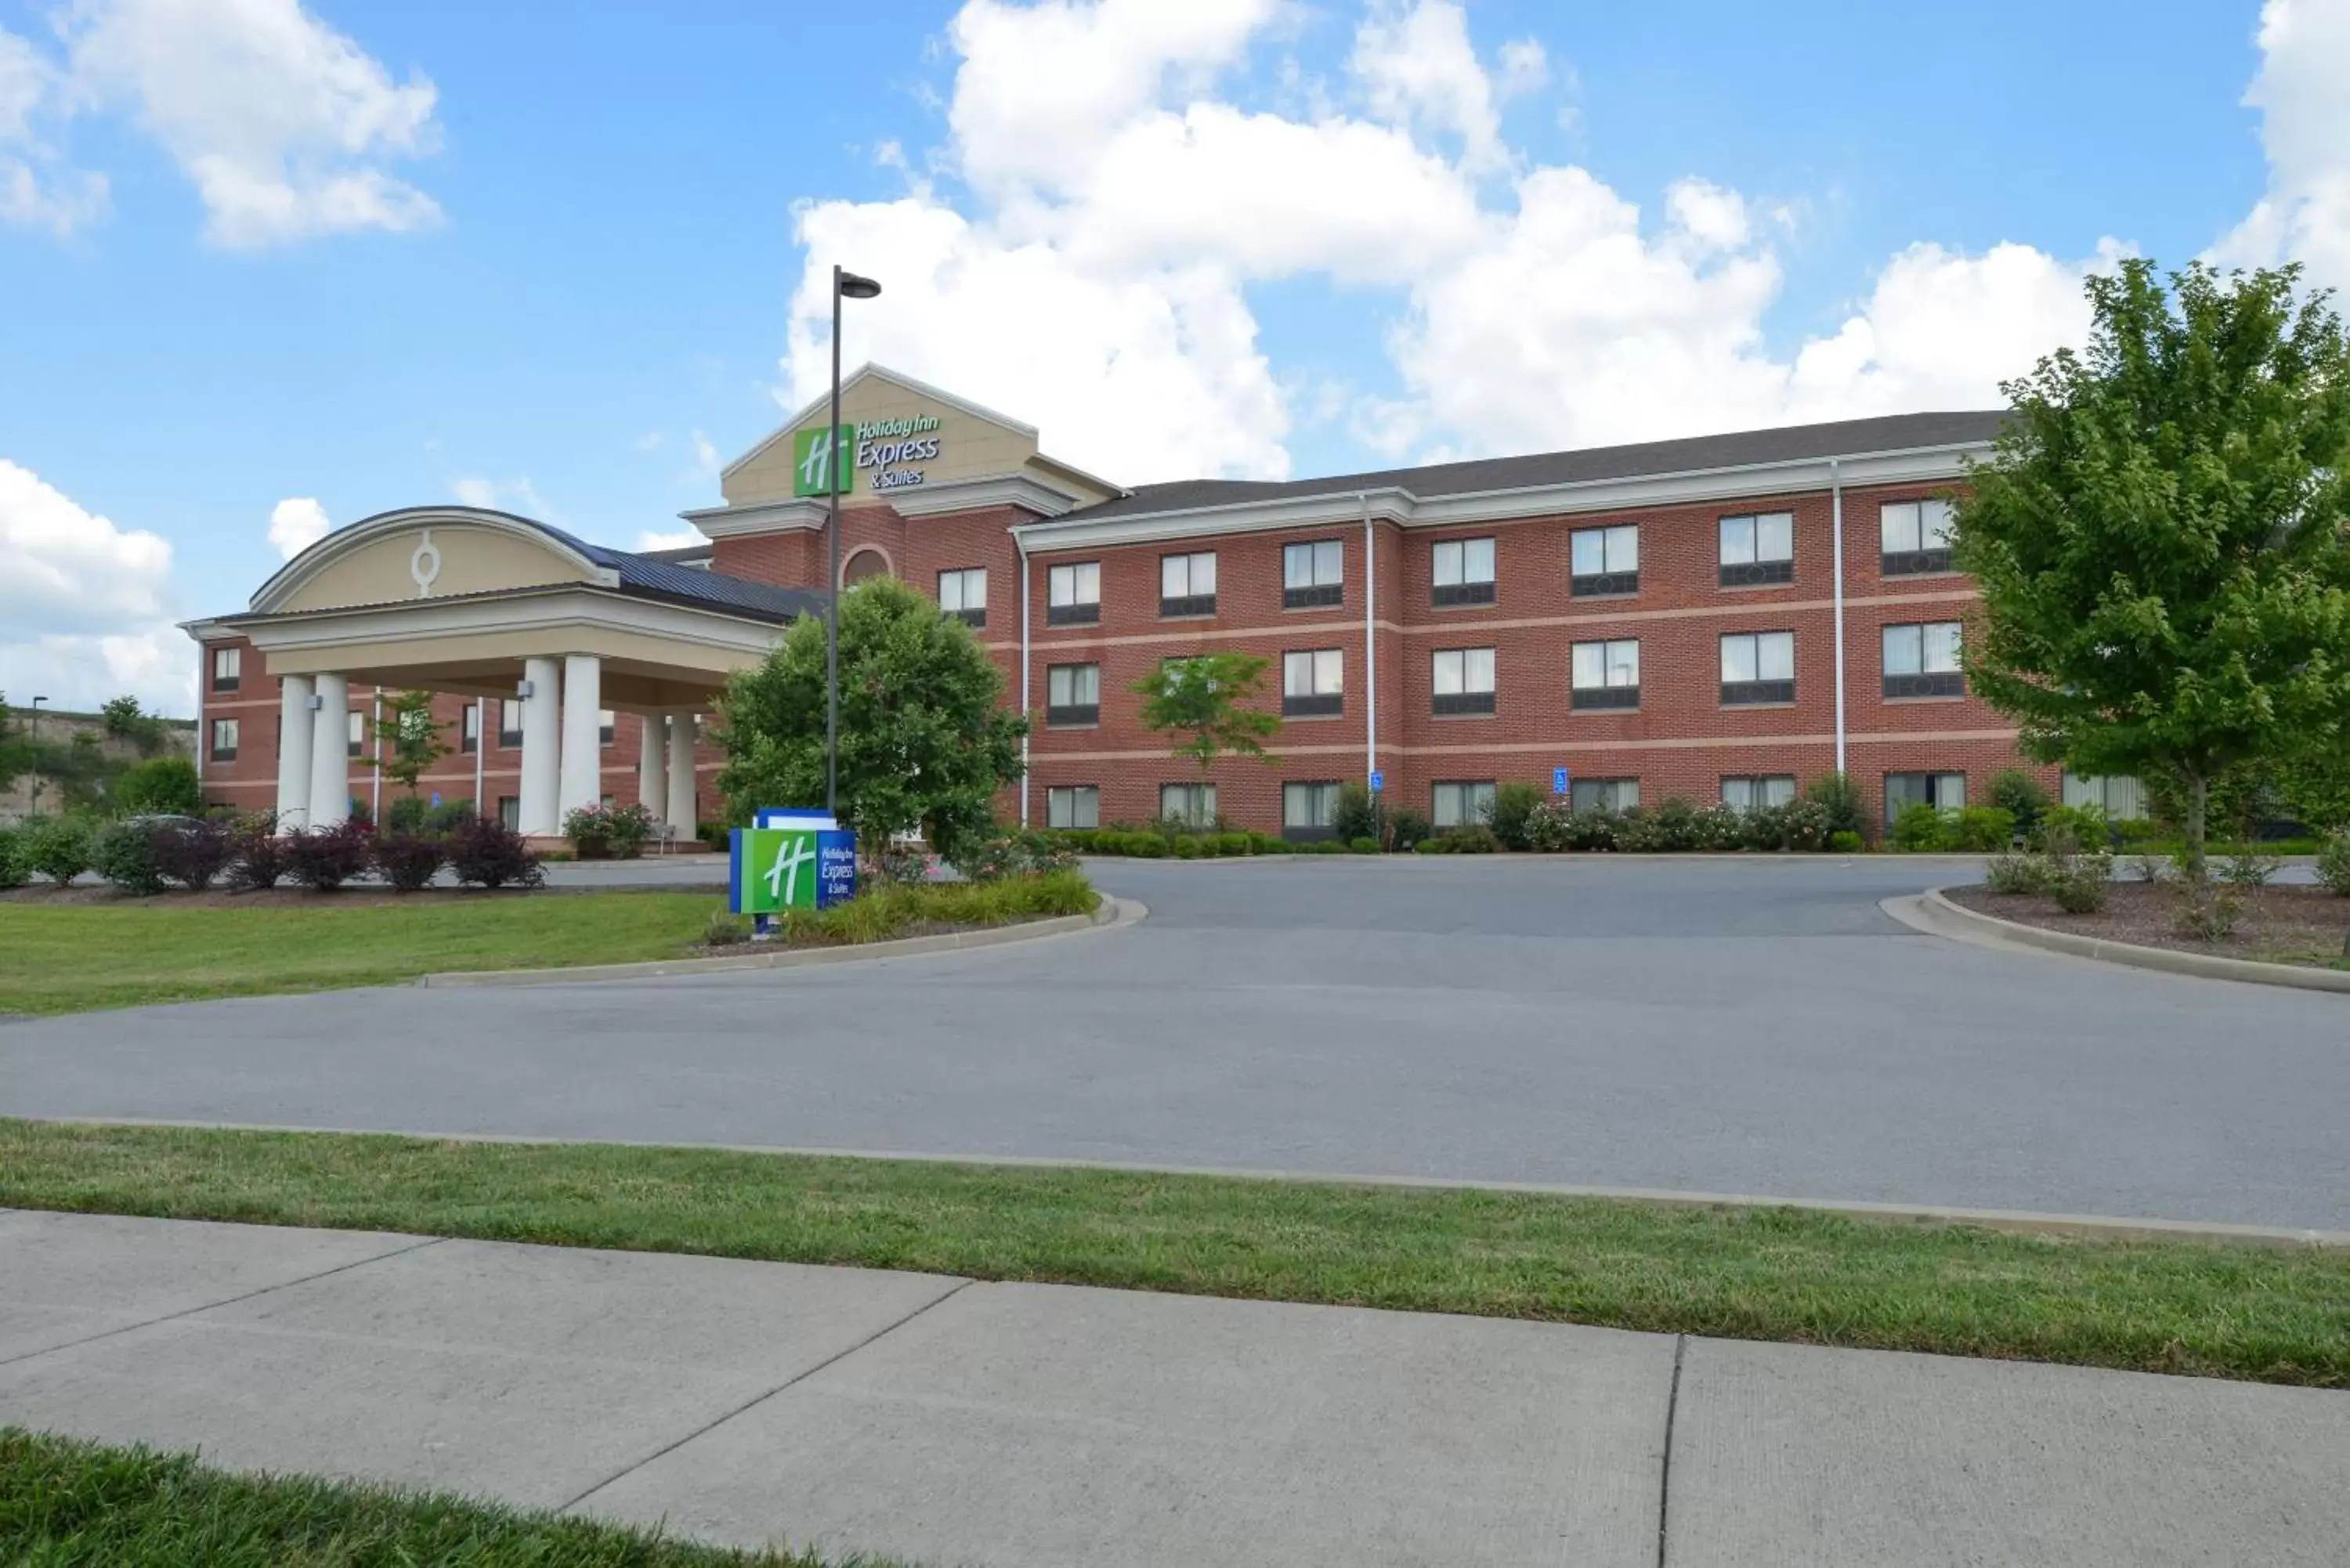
[1954,260,2350,879]
[1130,652,1281,782]
[714,576,1027,862]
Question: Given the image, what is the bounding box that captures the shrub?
[1347,835,1380,854]
[563,804,620,859]
[1802,772,1867,845]
[1522,800,1574,852]
[1434,823,1500,853]
[1949,805,2019,853]
[2174,880,2244,940]
[1693,803,1747,851]
[385,797,474,834]
[150,818,233,891]
[1565,807,1628,852]
[1781,798,1836,851]
[1388,807,1432,853]
[0,826,26,890]
[1124,833,1166,858]
[1889,802,1952,852]
[284,820,374,892]
[964,829,1076,880]
[2036,802,2109,851]
[1487,782,1543,851]
[1332,782,1384,845]
[112,755,203,816]
[24,818,93,886]
[2318,830,2350,896]
[224,813,289,892]
[1983,851,2050,895]
[1828,829,1864,854]
[2219,848,2280,889]
[371,830,446,892]
[703,909,751,946]
[2048,861,2112,913]
[92,819,166,896]
[1987,770,2052,840]
[448,815,545,889]
[1635,797,1705,853]
[1173,836,1201,858]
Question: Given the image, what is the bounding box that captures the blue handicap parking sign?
[1368,770,1384,793]
[1553,766,1571,794]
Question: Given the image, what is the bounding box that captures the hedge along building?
[188,363,2111,840]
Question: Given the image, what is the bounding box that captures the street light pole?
[27,695,48,815]
[824,264,881,819]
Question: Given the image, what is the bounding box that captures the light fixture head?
[837,271,881,300]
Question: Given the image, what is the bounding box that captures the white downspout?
[1830,458,1848,777]
[370,688,383,823]
[473,700,486,817]
[1018,533,1032,827]
[1361,493,1376,784]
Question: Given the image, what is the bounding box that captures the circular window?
[841,547,891,586]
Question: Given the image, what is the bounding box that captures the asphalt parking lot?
[2,855,2344,1229]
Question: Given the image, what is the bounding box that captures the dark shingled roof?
[530,520,829,623]
[1063,410,2008,522]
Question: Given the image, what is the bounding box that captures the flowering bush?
[562,802,656,860]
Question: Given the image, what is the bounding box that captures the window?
[498,699,523,748]
[1282,649,1343,717]
[461,703,479,755]
[1570,638,1640,710]
[346,709,366,758]
[1432,646,1497,715]
[2063,772,2148,822]
[1432,537,1496,605]
[209,717,239,762]
[1570,525,1640,597]
[1881,498,1954,575]
[1883,621,1964,698]
[1161,782,1217,827]
[1719,511,1795,587]
[1047,561,1101,625]
[1722,775,1797,811]
[1570,777,1640,813]
[938,567,987,628]
[1885,771,1966,824]
[1047,785,1100,829]
[498,796,520,831]
[1282,781,1342,840]
[1047,663,1101,726]
[211,645,241,692]
[1159,551,1217,617]
[1283,540,1344,608]
[1432,780,1496,828]
[598,708,616,746]
[1720,630,1795,705]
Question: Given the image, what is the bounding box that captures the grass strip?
[1,1120,2344,1386]
[0,1428,901,1566]
[0,893,719,1016]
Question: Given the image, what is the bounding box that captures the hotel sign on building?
[187,361,2044,844]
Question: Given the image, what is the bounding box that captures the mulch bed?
[1949,880,2350,969]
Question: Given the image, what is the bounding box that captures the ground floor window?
[1048,785,1100,829]
[498,797,520,830]
[1282,781,1341,840]
[1571,777,1640,813]
[2063,771,2147,821]
[1432,780,1496,828]
[1885,771,1965,823]
[346,709,366,758]
[498,699,523,748]
[461,703,479,754]
[1161,782,1217,828]
[1722,775,1796,811]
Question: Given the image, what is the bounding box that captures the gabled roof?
[1064,410,2008,523]
[721,363,1045,482]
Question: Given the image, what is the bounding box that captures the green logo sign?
[730,826,857,914]
[792,425,853,497]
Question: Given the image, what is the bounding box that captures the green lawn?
[2,1120,2343,1386]
[0,1429,893,1567]
[0,893,719,1016]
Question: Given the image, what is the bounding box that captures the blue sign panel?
[1553,766,1571,794]
[1368,770,1385,793]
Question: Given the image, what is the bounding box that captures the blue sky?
[1,0,2336,714]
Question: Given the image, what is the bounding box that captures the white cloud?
[1350,1,1518,171]
[26,0,444,247]
[0,460,188,714]
[634,528,705,552]
[2211,0,2350,291]
[0,25,110,233]
[689,430,721,478]
[266,495,330,559]
[451,476,552,517]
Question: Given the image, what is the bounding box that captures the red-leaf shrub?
[447,815,544,890]
[224,813,289,892]
[284,820,374,892]
[153,819,234,891]
[371,829,446,893]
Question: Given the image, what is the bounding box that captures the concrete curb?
[418,895,1143,990]
[16,1115,2345,1250]
[1890,887,2350,995]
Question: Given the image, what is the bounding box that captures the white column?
[558,652,602,822]
[665,710,698,837]
[637,714,669,826]
[519,656,562,837]
[274,674,315,830]
[306,672,350,828]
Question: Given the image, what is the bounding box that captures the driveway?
[2,857,2344,1229]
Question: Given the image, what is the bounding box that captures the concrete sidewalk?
[2,1211,2342,1566]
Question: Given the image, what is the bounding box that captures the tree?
[714,577,1027,864]
[113,755,202,815]
[1130,652,1281,786]
[99,695,166,756]
[1953,260,2350,881]
[371,691,450,796]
